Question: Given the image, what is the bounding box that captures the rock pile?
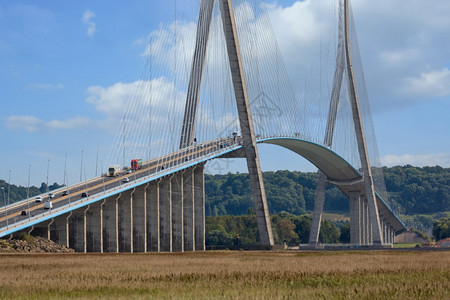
[0,236,74,253]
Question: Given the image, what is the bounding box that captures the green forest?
[206,212,349,247]
[205,165,449,217]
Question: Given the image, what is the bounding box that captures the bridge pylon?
[309,0,383,247]
[179,0,274,246]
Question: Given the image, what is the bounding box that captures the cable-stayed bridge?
[0,0,405,251]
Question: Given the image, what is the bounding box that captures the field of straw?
[0,250,448,299]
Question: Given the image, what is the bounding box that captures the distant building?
[436,238,450,248]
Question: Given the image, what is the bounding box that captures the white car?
[44,201,53,209]
[123,177,130,182]
[48,193,55,199]
[35,196,43,202]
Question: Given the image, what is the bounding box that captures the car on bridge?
[81,192,90,198]
[61,191,69,196]
[123,177,130,183]
[44,201,53,210]
[35,196,42,203]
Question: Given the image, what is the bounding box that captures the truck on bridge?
[130,159,143,170]
[107,165,120,177]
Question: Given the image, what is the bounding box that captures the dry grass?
[0,250,448,299]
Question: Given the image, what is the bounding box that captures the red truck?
[130,159,143,170]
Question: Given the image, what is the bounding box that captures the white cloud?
[82,9,96,37]
[28,83,64,90]
[381,153,450,167]
[47,117,93,130]
[5,115,43,132]
[379,48,419,65]
[401,68,450,99]
[85,77,184,117]
[5,115,94,132]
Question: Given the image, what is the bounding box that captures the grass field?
[0,250,448,299]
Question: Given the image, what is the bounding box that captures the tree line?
[206,211,348,247]
[0,181,63,204]
[205,165,449,217]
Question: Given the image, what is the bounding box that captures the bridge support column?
[344,0,383,245]
[50,213,70,247]
[30,219,53,239]
[160,176,172,252]
[86,200,104,252]
[172,172,184,252]
[362,197,368,245]
[384,220,391,244]
[118,190,133,252]
[194,164,205,251]
[103,195,119,253]
[69,207,88,252]
[383,219,389,244]
[133,185,147,252]
[309,172,326,246]
[219,0,273,247]
[147,181,160,252]
[183,168,195,251]
[360,196,366,245]
[349,191,361,245]
[391,227,395,245]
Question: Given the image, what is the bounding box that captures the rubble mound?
[0,235,74,253]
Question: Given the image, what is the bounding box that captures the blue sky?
[1,0,450,186]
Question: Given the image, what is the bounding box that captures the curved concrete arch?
[255,137,404,232]
[257,137,361,182]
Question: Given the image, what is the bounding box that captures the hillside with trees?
[205,165,449,217]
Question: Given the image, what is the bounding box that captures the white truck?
[107,165,120,177]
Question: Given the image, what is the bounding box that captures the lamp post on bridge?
[1,187,7,229]
[27,164,31,221]
[46,159,50,194]
[6,170,11,229]
[80,150,84,182]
